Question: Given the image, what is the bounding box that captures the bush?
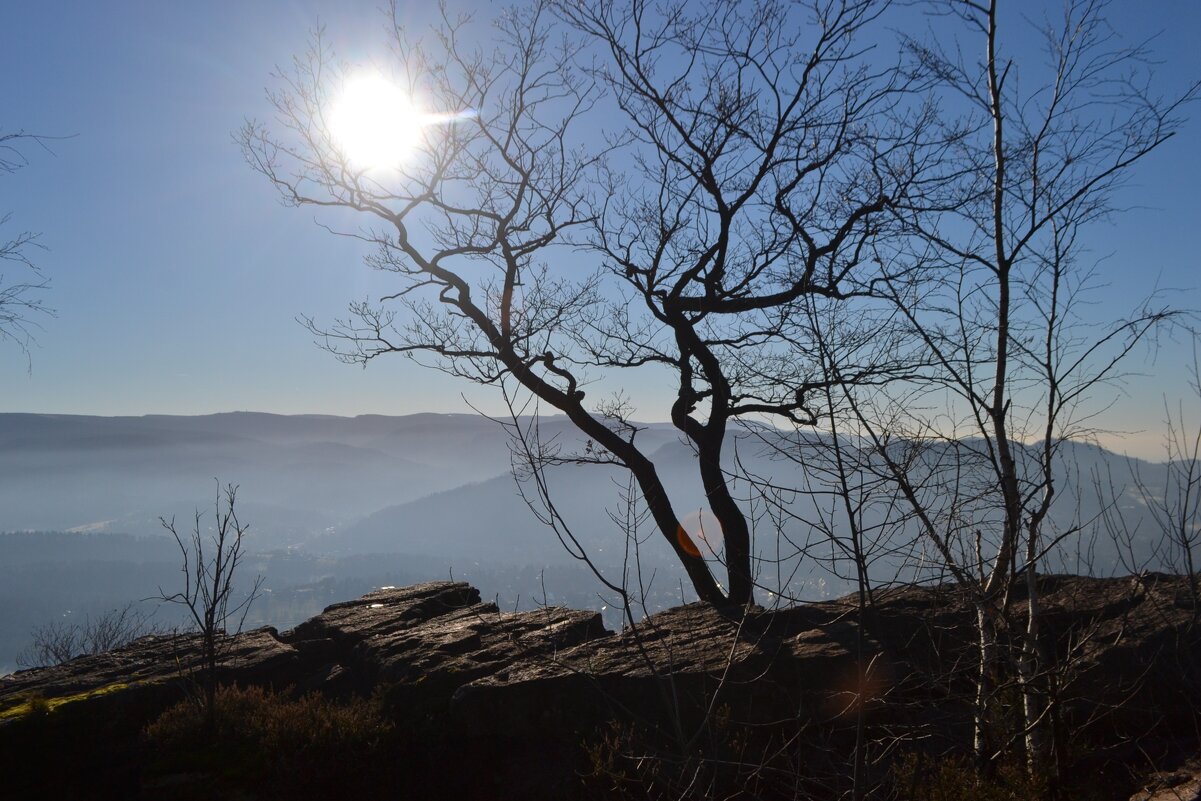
[145,684,397,799]
[890,753,1047,801]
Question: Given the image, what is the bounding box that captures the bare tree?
[16,603,156,669]
[240,0,927,606]
[1120,338,1201,616]
[0,131,53,360]
[157,483,263,724]
[834,0,1196,782]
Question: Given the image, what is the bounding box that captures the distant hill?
[0,412,1174,566]
[0,411,601,543]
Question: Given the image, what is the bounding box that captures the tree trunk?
[1020,566,1053,781]
[974,603,997,770]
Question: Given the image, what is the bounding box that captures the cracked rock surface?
[2,574,1198,800]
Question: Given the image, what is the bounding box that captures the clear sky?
[1,1,1198,458]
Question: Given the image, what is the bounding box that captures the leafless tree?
[0,131,53,361]
[157,483,263,724]
[1104,338,1201,616]
[239,0,931,607]
[1136,346,1201,610]
[832,0,1196,782]
[16,602,156,669]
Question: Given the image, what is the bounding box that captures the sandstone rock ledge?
[1,575,1198,800]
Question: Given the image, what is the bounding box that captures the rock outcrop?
[2,574,1198,800]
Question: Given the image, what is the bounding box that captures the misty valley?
[0,411,1176,673]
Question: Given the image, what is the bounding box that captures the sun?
[329,73,424,170]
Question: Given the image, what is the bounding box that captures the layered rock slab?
[1,574,1198,801]
[0,580,607,716]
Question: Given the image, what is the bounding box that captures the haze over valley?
[0,410,1178,672]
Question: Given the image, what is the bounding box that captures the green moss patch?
[0,681,135,720]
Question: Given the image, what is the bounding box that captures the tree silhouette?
[0,131,52,362]
[240,0,927,606]
[826,0,1196,780]
[157,483,263,728]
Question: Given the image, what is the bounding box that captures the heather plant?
[145,684,396,799]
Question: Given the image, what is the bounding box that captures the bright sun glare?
[329,73,424,170]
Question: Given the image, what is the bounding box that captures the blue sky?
[1,1,1198,458]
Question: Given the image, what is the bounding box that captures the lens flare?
[677,524,702,558]
[677,509,723,558]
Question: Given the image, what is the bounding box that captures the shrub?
[890,753,1047,801]
[145,684,396,799]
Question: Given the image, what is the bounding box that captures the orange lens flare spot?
[678,509,724,558]
[676,525,702,558]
